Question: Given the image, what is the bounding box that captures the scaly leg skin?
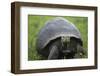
[48,43,59,59]
[74,44,85,58]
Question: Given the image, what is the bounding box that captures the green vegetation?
[28,15,88,60]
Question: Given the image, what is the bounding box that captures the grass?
[28,15,88,60]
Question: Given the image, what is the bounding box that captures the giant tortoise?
[36,17,85,59]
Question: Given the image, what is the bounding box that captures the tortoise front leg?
[48,44,59,60]
[74,44,86,58]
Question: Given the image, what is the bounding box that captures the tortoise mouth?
[62,50,71,53]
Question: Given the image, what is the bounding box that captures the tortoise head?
[61,36,85,58]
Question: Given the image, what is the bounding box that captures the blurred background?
[28,15,88,60]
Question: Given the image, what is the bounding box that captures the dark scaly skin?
[48,37,85,59]
[48,38,62,59]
